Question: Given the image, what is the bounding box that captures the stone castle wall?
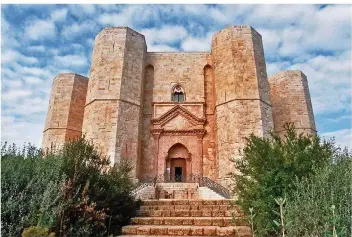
[82,27,146,179]
[269,70,316,137]
[211,26,274,186]
[42,25,316,186]
[42,73,88,153]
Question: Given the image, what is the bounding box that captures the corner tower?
[211,26,274,186]
[82,27,146,178]
[269,70,316,136]
[42,73,88,152]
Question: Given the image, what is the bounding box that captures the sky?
[1,4,351,150]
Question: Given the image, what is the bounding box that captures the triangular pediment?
[162,114,196,130]
[151,105,205,127]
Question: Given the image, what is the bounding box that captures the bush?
[231,124,335,236]
[1,138,138,237]
[1,144,63,237]
[285,149,352,237]
[54,138,137,236]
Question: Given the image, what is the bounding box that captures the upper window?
[172,85,185,103]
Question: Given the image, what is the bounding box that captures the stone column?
[152,130,162,180]
[197,135,204,178]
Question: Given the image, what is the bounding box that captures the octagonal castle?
[42,25,316,187]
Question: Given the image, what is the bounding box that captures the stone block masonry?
[42,73,88,153]
[42,25,316,188]
[269,70,317,137]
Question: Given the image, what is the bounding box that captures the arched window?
[172,85,185,103]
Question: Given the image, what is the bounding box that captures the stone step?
[121,225,251,236]
[139,204,239,211]
[141,199,234,206]
[131,217,235,226]
[198,187,227,200]
[138,209,241,217]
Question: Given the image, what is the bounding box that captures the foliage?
[1,143,63,237]
[273,197,286,237]
[21,226,53,237]
[231,123,336,236]
[285,149,351,237]
[1,138,137,237]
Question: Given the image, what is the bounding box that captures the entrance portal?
[170,158,186,182]
[166,143,190,182]
[175,167,182,182]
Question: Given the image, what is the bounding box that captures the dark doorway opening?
[175,167,182,182]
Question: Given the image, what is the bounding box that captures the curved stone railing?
[131,182,155,199]
[132,175,232,199]
[200,177,232,199]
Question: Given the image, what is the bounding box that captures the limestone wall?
[269,70,316,137]
[141,53,216,180]
[42,73,88,153]
[211,26,274,187]
[82,27,146,179]
[203,65,217,180]
[145,52,211,102]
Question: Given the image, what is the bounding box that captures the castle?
[42,25,316,187]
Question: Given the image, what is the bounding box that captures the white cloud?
[22,76,43,84]
[61,21,98,38]
[51,8,68,22]
[181,32,213,52]
[2,49,39,64]
[141,25,188,45]
[69,4,96,17]
[98,12,132,27]
[27,45,46,52]
[1,115,45,147]
[54,54,88,67]
[148,44,178,52]
[2,89,32,101]
[24,19,56,40]
[97,5,160,28]
[321,129,352,150]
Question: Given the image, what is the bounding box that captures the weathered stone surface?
[42,25,316,189]
[42,73,88,153]
[269,70,316,137]
[212,26,274,187]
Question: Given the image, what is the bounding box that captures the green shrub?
[1,144,63,236]
[1,138,137,237]
[285,149,351,237]
[231,124,335,236]
[53,138,137,236]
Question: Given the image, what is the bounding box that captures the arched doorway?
[166,143,190,182]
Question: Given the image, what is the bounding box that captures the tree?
[231,123,335,236]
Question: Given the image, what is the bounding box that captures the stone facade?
[42,25,316,187]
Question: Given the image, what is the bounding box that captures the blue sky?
[1,4,351,149]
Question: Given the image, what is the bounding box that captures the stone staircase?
[198,187,226,200]
[119,199,251,237]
